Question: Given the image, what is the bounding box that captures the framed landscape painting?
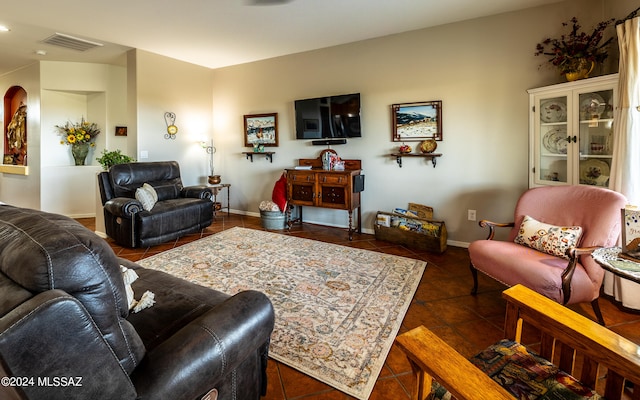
[243,113,278,147]
[391,101,442,141]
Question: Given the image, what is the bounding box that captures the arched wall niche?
[4,86,27,165]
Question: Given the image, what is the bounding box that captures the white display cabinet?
[528,74,618,188]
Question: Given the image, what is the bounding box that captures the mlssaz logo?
[37,377,83,387]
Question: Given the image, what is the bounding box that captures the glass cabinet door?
[536,95,569,184]
[576,89,614,187]
[530,75,617,188]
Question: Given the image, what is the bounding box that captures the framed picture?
[621,206,640,260]
[243,113,278,147]
[391,100,442,142]
[115,126,127,136]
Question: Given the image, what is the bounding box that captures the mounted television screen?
[295,93,361,139]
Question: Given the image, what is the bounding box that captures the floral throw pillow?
[514,215,583,260]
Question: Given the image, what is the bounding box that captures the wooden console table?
[286,151,364,240]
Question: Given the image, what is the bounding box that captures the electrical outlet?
[468,209,477,221]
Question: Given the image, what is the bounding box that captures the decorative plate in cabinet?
[540,100,567,123]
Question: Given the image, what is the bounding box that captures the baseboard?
[231,209,471,248]
[234,209,260,218]
[68,213,96,219]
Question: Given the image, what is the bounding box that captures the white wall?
[40,61,129,165]
[0,63,41,210]
[0,61,127,217]
[211,0,619,244]
[132,50,214,186]
[1,0,634,243]
[39,61,127,217]
[39,89,103,216]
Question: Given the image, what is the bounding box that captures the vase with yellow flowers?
[535,17,615,81]
[56,118,101,165]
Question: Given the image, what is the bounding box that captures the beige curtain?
[605,17,640,310]
[609,17,640,205]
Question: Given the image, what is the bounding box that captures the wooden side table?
[593,247,640,311]
[208,183,231,217]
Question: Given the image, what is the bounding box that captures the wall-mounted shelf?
[390,153,442,168]
[0,164,29,175]
[242,152,275,163]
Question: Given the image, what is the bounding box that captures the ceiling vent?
[246,0,293,5]
[42,33,103,52]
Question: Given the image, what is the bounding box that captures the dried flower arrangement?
[535,17,615,75]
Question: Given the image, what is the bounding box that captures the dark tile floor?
[79,213,640,400]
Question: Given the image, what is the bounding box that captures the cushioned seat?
[395,285,640,400]
[431,339,600,400]
[98,161,214,248]
[469,240,597,304]
[469,185,627,324]
[0,204,275,400]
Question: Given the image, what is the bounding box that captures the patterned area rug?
[137,227,426,399]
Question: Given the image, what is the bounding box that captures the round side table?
[593,247,640,310]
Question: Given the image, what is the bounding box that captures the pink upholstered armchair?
[469,185,627,324]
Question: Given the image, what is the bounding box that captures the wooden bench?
[395,284,640,400]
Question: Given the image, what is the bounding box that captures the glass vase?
[71,142,90,166]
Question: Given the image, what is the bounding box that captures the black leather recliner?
[98,161,214,248]
[0,205,275,400]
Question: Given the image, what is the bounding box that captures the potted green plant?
[535,17,615,81]
[96,149,135,170]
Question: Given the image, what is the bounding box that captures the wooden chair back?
[396,285,640,400]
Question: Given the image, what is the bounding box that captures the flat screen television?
[295,93,361,140]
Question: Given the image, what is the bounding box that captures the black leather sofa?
[98,161,214,248]
[0,205,275,400]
